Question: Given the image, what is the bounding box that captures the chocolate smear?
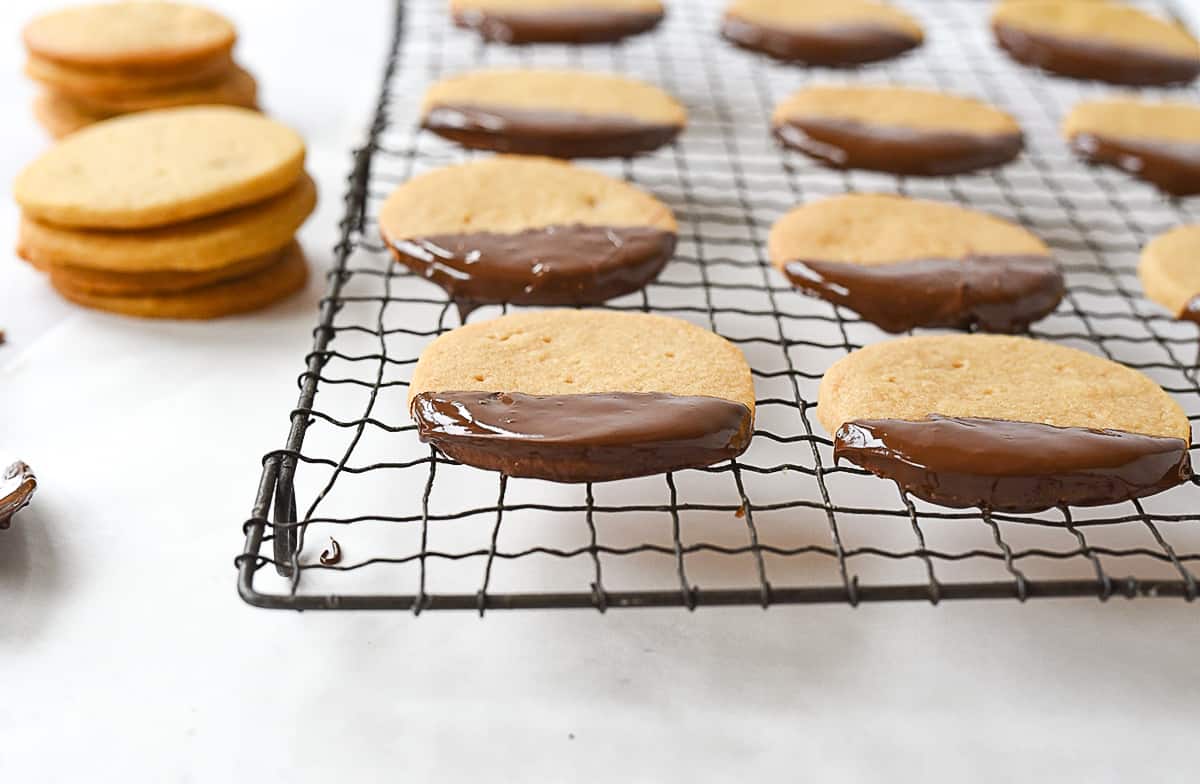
[452,8,663,44]
[1070,132,1200,197]
[834,415,1192,513]
[774,117,1023,176]
[386,224,676,320]
[993,22,1200,86]
[783,255,1064,333]
[412,391,753,483]
[1184,295,1200,325]
[423,104,681,158]
[319,538,342,566]
[0,462,37,530]
[721,16,921,65]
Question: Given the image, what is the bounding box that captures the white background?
[2,2,1200,782]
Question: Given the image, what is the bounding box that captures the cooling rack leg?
[272,485,299,578]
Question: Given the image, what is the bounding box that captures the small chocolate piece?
[721,16,920,65]
[1070,133,1200,197]
[0,462,37,530]
[993,22,1200,86]
[835,415,1192,513]
[453,8,663,44]
[774,117,1023,176]
[1184,296,1200,325]
[783,255,1064,333]
[412,391,753,482]
[387,224,676,319]
[423,104,681,158]
[319,538,342,566]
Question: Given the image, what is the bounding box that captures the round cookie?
[15,106,306,230]
[51,241,309,320]
[1139,224,1200,324]
[422,69,686,158]
[32,90,106,139]
[68,64,258,114]
[379,156,677,319]
[772,85,1023,176]
[721,0,923,66]
[992,0,1200,86]
[45,248,284,297]
[408,309,755,482]
[819,334,1192,512]
[769,194,1062,333]
[450,0,664,44]
[23,2,236,69]
[1063,97,1200,197]
[25,50,234,97]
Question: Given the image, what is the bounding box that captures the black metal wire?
[238,0,1200,611]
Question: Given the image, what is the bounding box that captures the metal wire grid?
[238,0,1200,611]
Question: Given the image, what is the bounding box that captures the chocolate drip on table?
[411,391,753,483]
[783,255,1064,333]
[452,8,663,44]
[774,117,1023,176]
[423,104,682,158]
[0,461,37,530]
[1070,133,1200,197]
[993,22,1200,86]
[721,16,921,65]
[835,415,1192,513]
[386,224,676,320]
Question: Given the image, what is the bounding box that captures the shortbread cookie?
[451,0,664,43]
[15,106,306,230]
[380,156,676,318]
[67,64,257,114]
[23,2,236,68]
[722,0,923,66]
[32,90,106,139]
[1063,97,1200,197]
[992,0,1200,85]
[25,50,234,97]
[51,241,308,320]
[408,309,755,482]
[18,173,316,272]
[45,247,282,297]
[1139,224,1200,324]
[772,85,1023,175]
[819,334,1192,512]
[770,194,1061,332]
[422,69,685,158]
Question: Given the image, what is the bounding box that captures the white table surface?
[3,2,1200,781]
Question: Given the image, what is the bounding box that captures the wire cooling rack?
[238,0,1200,611]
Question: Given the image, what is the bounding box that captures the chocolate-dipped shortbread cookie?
[772,85,1023,175]
[421,69,686,158]
[1140,224,1200,325]
[721,0,923,66]
[769,194,1062,332]
[819,335,1192,512]
[992,0,1200,86]
[450,0,664,44]
[379,156,677,318]
[1063,97,1200,197]
[409,309,756,482]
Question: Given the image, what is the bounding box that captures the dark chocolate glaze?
[0,461,36,530]
[834,415,1192,513]
[774,117,1023,176]
[1070,132,1200,197]
[319,538,342,566]
[783,255,1064,333]
[385,224,676,320]
[721,15,921,66]
[993,22,1200,86]
[1184,295,1200,325]
[423,104,682,158]
[411,391,753,482]
[452,7,663,44]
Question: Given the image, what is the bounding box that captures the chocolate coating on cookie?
[1064,99,1200,196]
[451,1,663,43]
[835,416,1191,513]
[721,0,922,66]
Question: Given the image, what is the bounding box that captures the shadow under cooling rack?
[237,0,1200,612]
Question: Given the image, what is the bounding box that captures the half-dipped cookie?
[1140,224,1200,325]
[769,194,1063,332]
[992,0,1200,86]
[379,156,677,318]
[1063,97,1200,197]
[450,0,664,44]
[421,69,686,158]
[772,85,1023,175]
[721,0,923,66]
[819,334,1193,512]
[408,309,756,482]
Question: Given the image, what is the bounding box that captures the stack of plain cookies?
[24,1,257,139]
[15,106,315,319]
